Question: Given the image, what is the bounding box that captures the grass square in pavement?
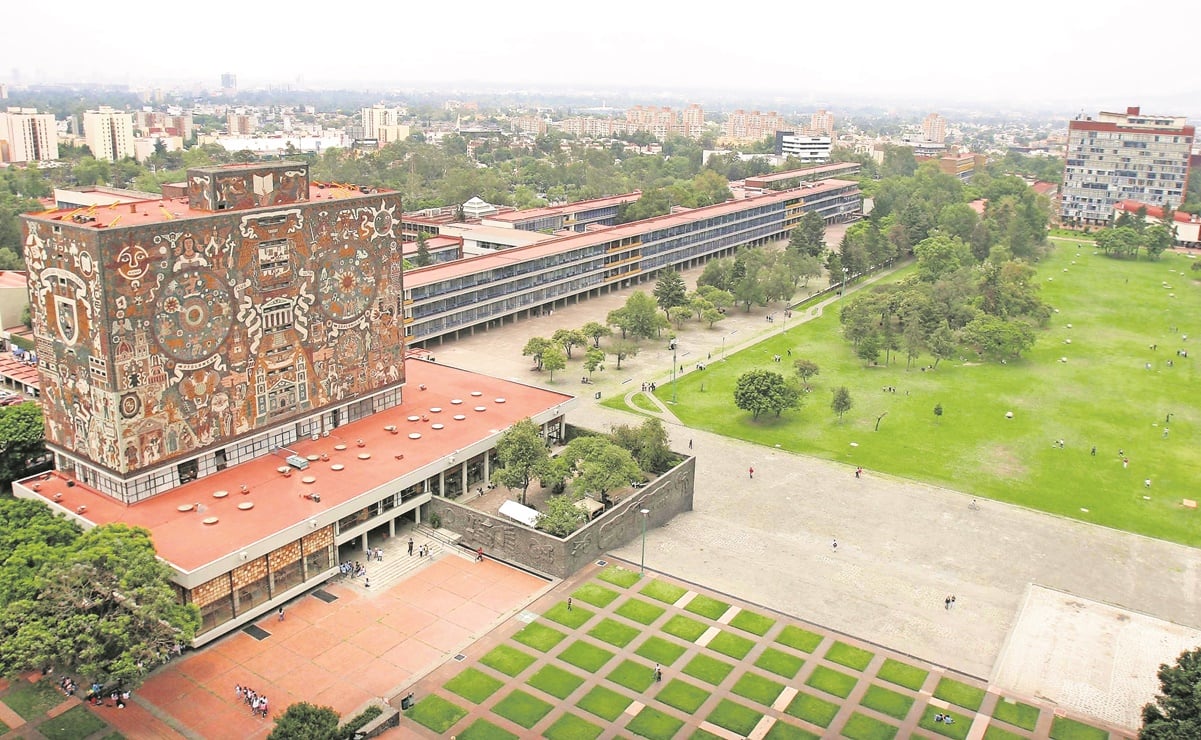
[685,594,730,619]
[730,609,776,636]
[841,711,899,740]
[983,725,1028,740]
[626,706,684,740]
[784,691,841,727]
[776,625,823,652]
[588,617,641,648]
[543,711,604,740]
[38,706,108,740]
[406,694,467,734]
[691,730,725,740]
[876,658,929,690]
[513,621,568,652]
[457,718,518,740]
[991,697,1040,730]
[755,646,804,678]
[731,671,785,706]
[526,664,585,700]
[444,667,504,703]
[558,640,615,672]
[597,565,641,588]
[682,653,736,685]
[491,688,554,729]
[662,614,708,642]
[608,659,657,692]
[1050,716,1109,740]
[635,635,687,665]
[764,721,821,740]
[934,677,986,711]
[806,665,859,699]
[4,680,64,720]
[707,629,755,659]
[576,685,633,722]
[543,600,594,629]
[480,644,537,676]
[825,640,875,671]
[655,678,712,713]
[706,698,764,737]
[615,597,666,625]
[572,582,620,608]
[860,684,914,720]
[918,706,971,739]
[641,579,688,604]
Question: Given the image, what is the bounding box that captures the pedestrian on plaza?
[277,607,284,622]
[854,467,862,479]
[236,684,243,701]
[476,546,484,562]
[748,466,754,479]
[408,537,414,556]
[567,597,573,611]
[688,439,693,449]
[951,595,956,608]
[832,538,838,552]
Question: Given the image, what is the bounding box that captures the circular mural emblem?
[119,393,141,419]
[315,247,378,322]
[153,269,234,363]
[372,209,394,236]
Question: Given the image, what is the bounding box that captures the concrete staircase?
[337,524,473,594]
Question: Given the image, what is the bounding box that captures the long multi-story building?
[134,110,194,142]
[0,107,58,163]
[83,106,134,162]
[809,109,835,136]
[722,110,789,143]
[403,177,861,344]
[1061,107,1194,226]
[775,132,832,162]
[921,113,947,144]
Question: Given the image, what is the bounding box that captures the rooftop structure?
[742,163,862,191]
[482,192,642,233]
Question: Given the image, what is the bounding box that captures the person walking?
[408,537,414,556]
[476,546,484,562]
[277,607,284,622]
[831,538,838,552]
[748,467,754,479]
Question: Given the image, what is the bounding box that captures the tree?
[733,369,800,421]
[535,495,589,537]
[856,333,882,366]
[611,339,639,369]
[541,346,566,380]
[583,347,605,378]
[414,232,432,267]
[701,307,724,328]
[1141,647,1201,739]
[268,702,341,740]
[793,358,820,390]
[653,271,688,313]
[560,437,644,497]
[610,418,675,474]
[929,324,957,368]
[581,321,612,347]
[551,328,588,359]
[1143,224,1174,260]
[522,337,552,371]
[0,403,46,488]
[831,386,853,420]
[491,419,551,505]
[961,315,1036,360]
[612,292,662,340]
[788,211,827,257]
[667,305,692,329]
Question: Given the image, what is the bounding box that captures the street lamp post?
[670,340,678,404]
[639,508,651,576]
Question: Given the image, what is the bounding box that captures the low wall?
[428,455,694,579]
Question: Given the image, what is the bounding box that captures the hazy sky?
[5,0,1198,114]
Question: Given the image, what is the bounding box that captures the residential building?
[1112,200,1201,247]
[221,73,237,94]
[134,110,194,141]
[921,113,947,144]
[1061,107,1194,226]
[361,104,409,144]
[722,110,789,143]
[226,109,258,135]
[509,115,547,136]
[809,109,835,136]
[0,107,58,163]
[82,106,134,162]
[934,153,985,182]
[133,135,183,163]
[775,132,832,162]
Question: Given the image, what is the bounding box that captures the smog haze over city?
[4,0,1199,117]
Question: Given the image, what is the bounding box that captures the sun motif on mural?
[368,201,397,240]
[153,269,235,363]
[314,246,378,323]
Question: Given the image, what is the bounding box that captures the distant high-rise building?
[1,107,58,163]
[809,109,835,136]
[0,83,8,100]
[226,109,258,135]
[221,73,237,93]
[722,110,789,143]
[134,111,194,142]
[921,113,946,144]
[776,131,832,163]
[83,106,134,162]
[1061,106,1194,226]
[361,105,408,144]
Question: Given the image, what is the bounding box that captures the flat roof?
[484,192,641,223]
[439,222,558,247]
[0,270,27,290]
[21,361,573,574]
[743,163,861,185]
[405,179,859,287]
[25,182,394,229]
[0,355,40,388]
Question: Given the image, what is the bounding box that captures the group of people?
[339,560,367,578]
[235,684,269,718]
[933,713,956,724]
[366,547,383,562]
[58,676,77,696]
[84,683,129,708]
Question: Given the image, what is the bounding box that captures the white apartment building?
[83,106,134,161]
[361,104,408,143]
[775,132,832,162]
[921,113,947,144]
[0,107,58,162]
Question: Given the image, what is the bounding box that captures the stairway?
[336,524,473,594]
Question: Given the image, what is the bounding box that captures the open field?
[652,242,1201,545]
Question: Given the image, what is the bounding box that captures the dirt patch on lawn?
[979,444,1028,480]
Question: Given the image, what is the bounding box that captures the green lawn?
[685,594,731,619]
[543,712,603,740]
[682,653,736,685]
[655,678,711,713]
[626,706,684,739]
[840,711,898,740]
[729,609,776,636]
[776,625,823,652]
[662,614,709,642]
[806,665,859,698]
[558,640,615,672]
[983,725,1028,740]
[615,597,667,625]
[934,677,986,711]
[576,685,632,722]
[661,245,1201,546]
[706,698,763,736]
[588,617,641,648]
[764,721,820,740]
[754,646,805,678]
[3,680,65,720]
[480,644,537,676]
[406,694,467,734]
[631,392,661,413]
[641,579,688,604]
[543,600,594,629]
[991,697,1040,730]
[707,630,756,659]
[38,705,108,740]
[784,691,841,728]
[513,621,568,652]
[731,671,784,706]
[444,667,504,703]
[597,565,642,588]
[825,641,875,671]
[1049,716,1109,740]
[636,635,687,665]
[918,706,971,739]
[875,658,929,691]
[608,659,656,692]
[526,664,585,699]
[458,718,518,740]
[573,582,621,608]
[859,684,914,720]
[492,689,554,729]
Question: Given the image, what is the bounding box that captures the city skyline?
[4,0,1200,117]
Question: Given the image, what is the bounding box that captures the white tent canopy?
[499,499,540,527]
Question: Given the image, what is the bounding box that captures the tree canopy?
[268,702,341,740]
[733,369,801,421]
[1141,647,1201,739]
[0,402,47,488]
[491,418,552,505]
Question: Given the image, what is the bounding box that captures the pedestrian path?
[337,524,474,595]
